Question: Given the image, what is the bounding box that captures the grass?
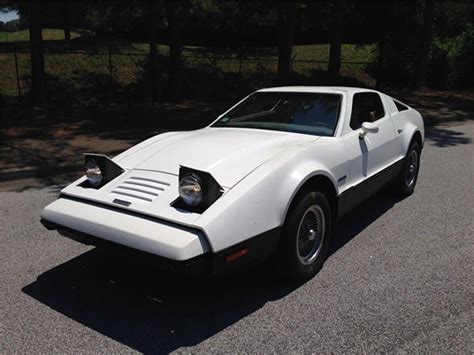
[0,28,82,42]
[0,29,377,103]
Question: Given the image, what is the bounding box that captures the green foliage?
[430,23,473,88]
[83,0,147,32]
[434,1,473,39]
[433,23,473,58]
[1,0,472,105]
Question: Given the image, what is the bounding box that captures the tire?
[396,141,421,197]
[277,190,332,281]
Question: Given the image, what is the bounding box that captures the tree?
[415,0,435,89]
[164,0,182,101]
[64,0,71,41]
[27,0,45,105]
[277,1,297,85]
[328,0,343,78]
[5,19,19,32]
[149,0,159,102]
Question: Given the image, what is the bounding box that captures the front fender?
[195,147,338,252]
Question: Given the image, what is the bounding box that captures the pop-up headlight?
[174,166,223,213]
[83,154,124,189]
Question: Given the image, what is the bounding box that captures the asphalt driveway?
[0,120,473,353]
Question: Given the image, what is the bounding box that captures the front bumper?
[41,197,210,261]
[41,196,281,275]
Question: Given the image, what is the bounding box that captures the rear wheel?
[277,190,332,281]
[396,141,421,196]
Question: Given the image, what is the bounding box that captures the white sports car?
[41,86,424,280]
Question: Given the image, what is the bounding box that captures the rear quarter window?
[394,100,409,112]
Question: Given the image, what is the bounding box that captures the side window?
[394,100,409,112]
[350,93,385,130]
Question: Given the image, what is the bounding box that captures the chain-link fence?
[0,45,375,105]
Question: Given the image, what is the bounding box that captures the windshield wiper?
[227,110,276,123]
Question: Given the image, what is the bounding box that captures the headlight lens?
[85,160,102,187]
[179,173,203,206]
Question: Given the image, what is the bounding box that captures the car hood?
[116,127,318,188]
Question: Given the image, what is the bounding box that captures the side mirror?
[359,121,379,139]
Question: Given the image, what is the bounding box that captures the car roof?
[257,86,379,95]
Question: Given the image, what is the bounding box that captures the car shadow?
[22,248,301,353]
[330,192,404,256]
[22,190,404,353]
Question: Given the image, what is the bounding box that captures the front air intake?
[110,176,170,203]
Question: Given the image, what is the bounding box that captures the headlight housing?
[174,167,223,213]
[82,154,124,189]
[85,160,103,187]
[179,173,203,206]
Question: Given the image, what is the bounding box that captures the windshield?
[212,92,342,136]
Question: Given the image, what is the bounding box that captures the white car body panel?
[41,86,424,265]
[195,144,341,252]
[121,127,317,188]
[42,198,209,260]
[387,98,425,159]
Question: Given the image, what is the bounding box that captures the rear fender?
[392,109,425,158]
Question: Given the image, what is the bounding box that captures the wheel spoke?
[296,205,325,265]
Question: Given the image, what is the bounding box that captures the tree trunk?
[375,34,387,88]
[149,0,159,102]
[277,1,297,85]
[28,1,44,105]
[165,0,182,101]
[376,0,397,88]
[64,28,71,41]
[415,0,435,89]
[64,0,71,41]
[328,0,343,78]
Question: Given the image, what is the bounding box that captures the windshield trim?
[211,92,343,137]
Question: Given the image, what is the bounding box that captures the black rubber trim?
[41,216,282,275]
[40,218,212,274]
[338,158,405,218]
[211,227,282,274]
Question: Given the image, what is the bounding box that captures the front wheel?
[276,190,332,281]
